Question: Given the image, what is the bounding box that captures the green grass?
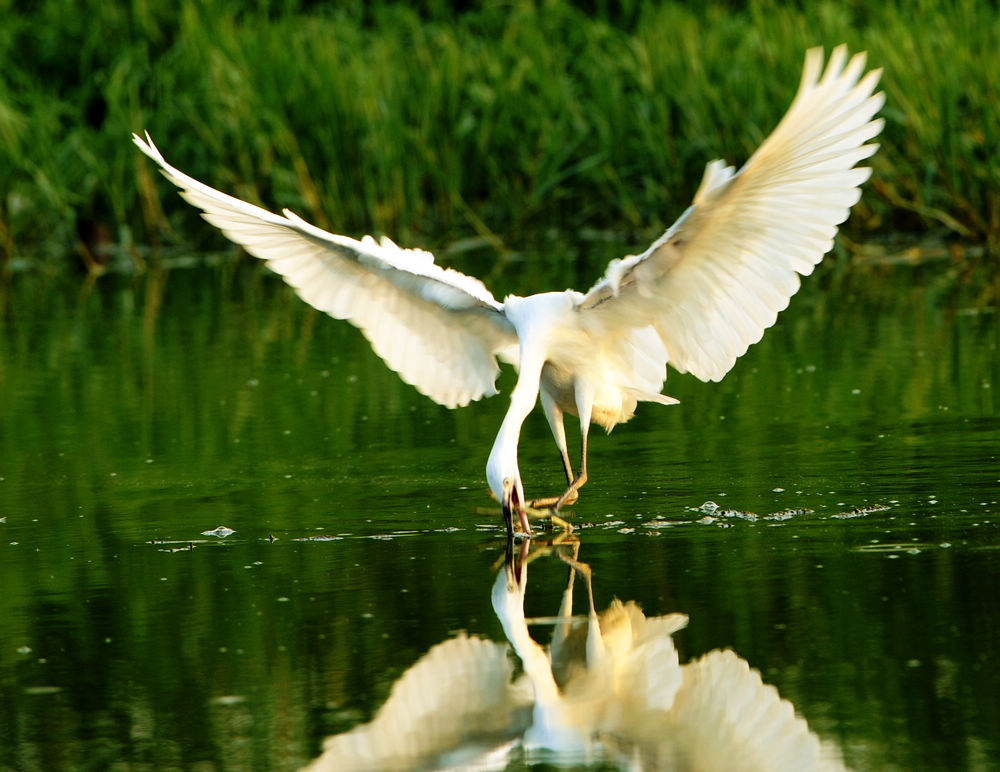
[1,0,998,276]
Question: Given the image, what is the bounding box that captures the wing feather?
[134,132,516,408]
[580,45,884,382]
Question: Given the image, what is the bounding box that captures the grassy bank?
[1,0,998,276]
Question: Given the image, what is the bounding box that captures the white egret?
[133,45,883,536]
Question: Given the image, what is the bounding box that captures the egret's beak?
[502,478,532,538]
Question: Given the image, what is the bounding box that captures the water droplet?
[211,695,246,706]
[24,686,61,695]
[202,526,235,538]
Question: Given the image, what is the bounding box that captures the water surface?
[0,259,997,770]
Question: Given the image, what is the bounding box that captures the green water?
[0,260,998,771]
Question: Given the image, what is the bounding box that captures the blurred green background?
[1,0,998,282]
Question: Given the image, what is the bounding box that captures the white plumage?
[134,45,883,536]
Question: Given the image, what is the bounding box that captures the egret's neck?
[487,349,546,481]
[507,349,546,425]
[491,574,560,705]
[488,291,571,474]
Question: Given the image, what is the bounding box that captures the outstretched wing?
[579,46,884,382]
[134,133,517,408]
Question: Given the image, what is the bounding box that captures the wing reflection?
[300,631,530,771]
[304,537,850,771]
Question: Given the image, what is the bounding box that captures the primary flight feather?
[134,45,883,537]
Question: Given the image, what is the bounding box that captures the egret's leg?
[539,389,575,485]
[552,393,591,511]
[529,391,577,510]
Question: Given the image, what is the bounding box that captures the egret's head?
[487,441,530,537]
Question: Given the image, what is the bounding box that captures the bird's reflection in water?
[303,537,850,772]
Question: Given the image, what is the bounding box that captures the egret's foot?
[522,502,557,518]
[531,469,587,512]
[480,503,570,536]
[523,504,573,534]
[528,490,579,509]
[547,512,574,533]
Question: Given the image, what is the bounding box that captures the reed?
[2,0,997,274]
